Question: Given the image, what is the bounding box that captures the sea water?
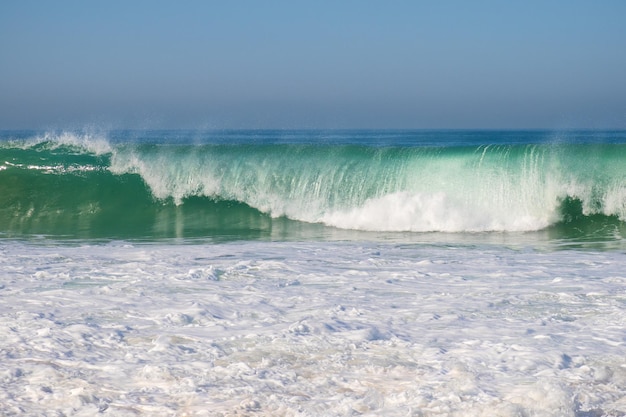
[1,130,625,416]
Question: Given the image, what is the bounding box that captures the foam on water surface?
[1,240,625,416]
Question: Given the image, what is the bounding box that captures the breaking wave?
[1,130,626,239]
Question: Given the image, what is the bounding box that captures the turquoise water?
[1,129,626,244]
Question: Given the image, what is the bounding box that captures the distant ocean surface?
[1,129,625,416]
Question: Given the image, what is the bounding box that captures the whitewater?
[1,129,625,416]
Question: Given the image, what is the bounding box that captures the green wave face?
[2,132,626,240]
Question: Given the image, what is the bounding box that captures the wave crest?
[1,131,113,155]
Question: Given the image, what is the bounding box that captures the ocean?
[1,129,625,416]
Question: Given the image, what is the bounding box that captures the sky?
[1,1,626,129]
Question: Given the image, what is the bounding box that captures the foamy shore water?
[1,240,625,416]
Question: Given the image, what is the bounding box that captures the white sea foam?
[321,191,557,232]
[1,240,625,416]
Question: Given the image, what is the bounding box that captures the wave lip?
[0,131,113,155]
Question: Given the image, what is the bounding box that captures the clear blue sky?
[1,1,625,129]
